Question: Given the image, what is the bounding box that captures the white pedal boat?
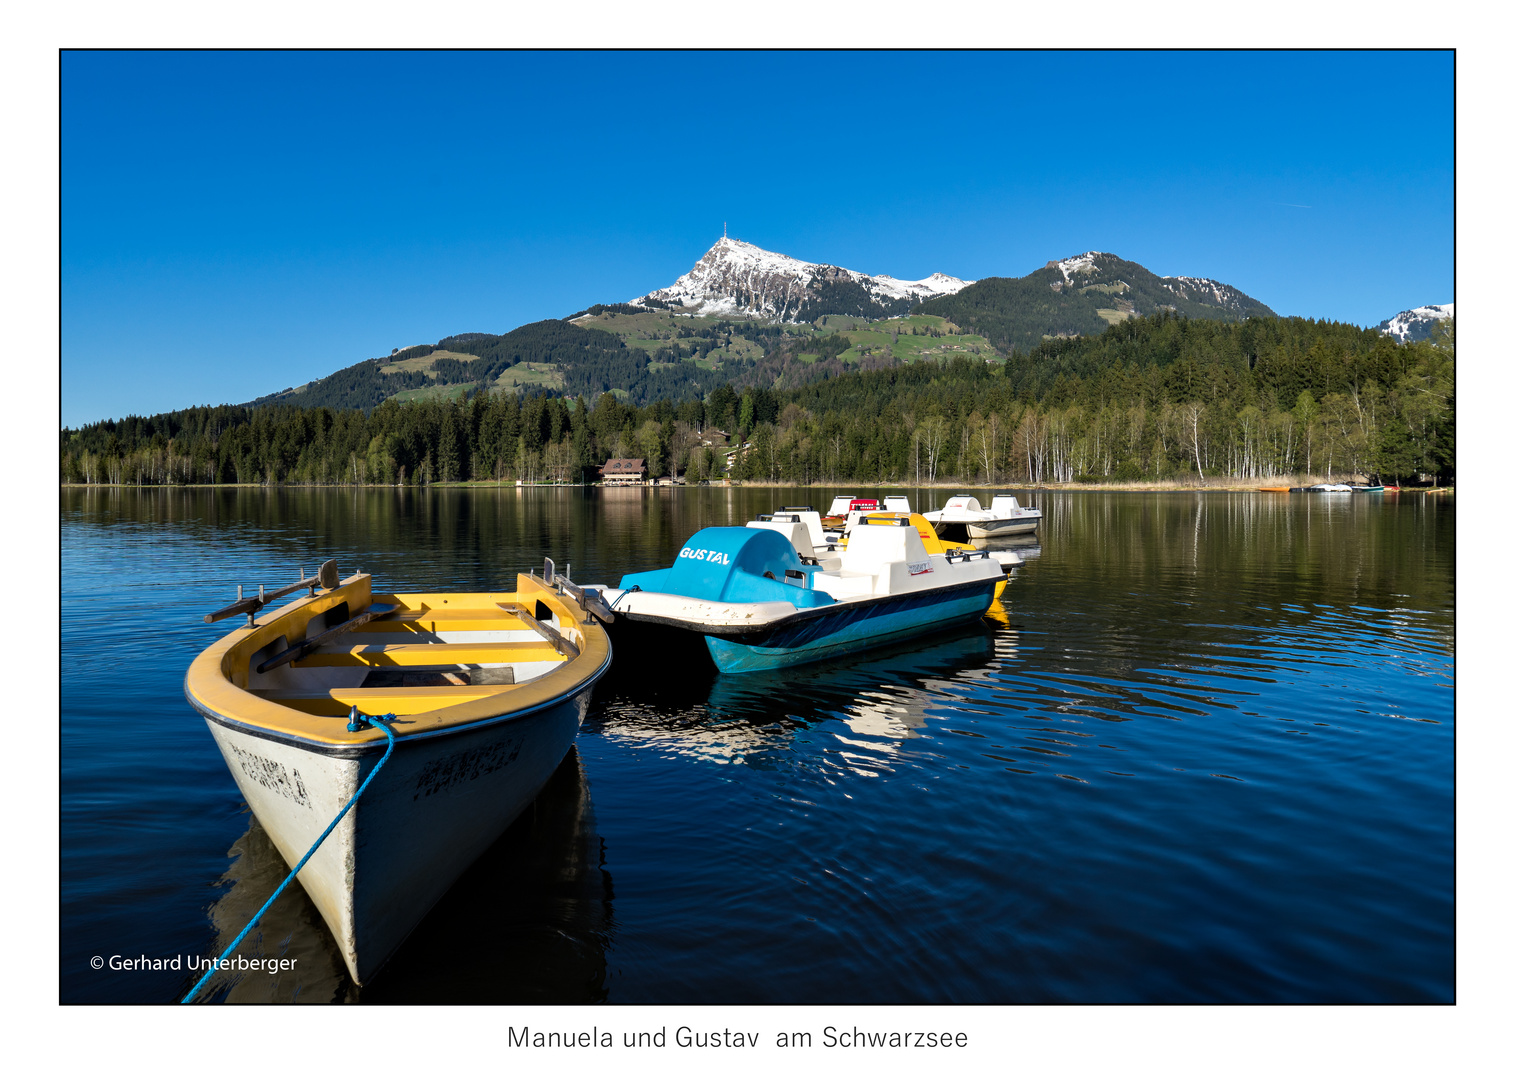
[923,493,1043,539]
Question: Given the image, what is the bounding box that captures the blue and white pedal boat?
[600,518,1006,673]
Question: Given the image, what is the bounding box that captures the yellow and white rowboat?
[184,560,611,988]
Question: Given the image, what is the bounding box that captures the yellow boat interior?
[185,571,610,749]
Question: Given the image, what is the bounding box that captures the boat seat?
[809,570,878,599]
[746,516,815,560]
[357,666,517,688]
[839,521,930,574]
[778,508,828,549]
[248,684,514,717]
[347,609,556,634]
[291,640,563,667]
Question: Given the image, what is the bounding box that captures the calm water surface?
[60,486,1454,1003]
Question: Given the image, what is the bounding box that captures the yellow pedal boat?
[859,512,1016,600]
[747,508,1017,603]
[183,560,611,988]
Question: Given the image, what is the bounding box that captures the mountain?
[915,251,1276,354]
[241,245,1279,413]
[1376,303,1454,343]
[629,236,973,323]
[246,320,727,412]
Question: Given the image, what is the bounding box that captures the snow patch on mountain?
[1377,303,1454,343]
[1038,251,1273,319]
[1162,275,1240,308]
[632,237,973,322]
[1050,252,1101,282]
[871,270,974,300]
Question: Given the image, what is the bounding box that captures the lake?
[60,485,1454,1003]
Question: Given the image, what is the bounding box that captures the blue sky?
[61,50,1454,427]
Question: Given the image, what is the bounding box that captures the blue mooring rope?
[181,710,399,1004]
[608,584,640,612]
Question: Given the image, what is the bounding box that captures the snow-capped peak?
[1377,303,1454,343]
[631,237,973,322]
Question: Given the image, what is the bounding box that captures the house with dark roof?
[599,458,647,485]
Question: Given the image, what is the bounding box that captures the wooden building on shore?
[599,458,648,485]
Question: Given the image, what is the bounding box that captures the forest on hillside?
[917,256,1276,353]
[248,320,735,411]
[61,312,1455,488]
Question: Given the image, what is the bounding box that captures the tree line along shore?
[61,311,1454,489]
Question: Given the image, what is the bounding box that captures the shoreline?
[59,480,1456,494]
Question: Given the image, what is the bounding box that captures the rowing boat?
[183,560,611,987]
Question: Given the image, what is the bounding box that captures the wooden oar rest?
[494,602,581,659]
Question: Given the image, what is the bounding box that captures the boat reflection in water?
[976,535,1041,563]
[196,747,613,1003]
[203,812,355,1003]
[589,621,1008,769]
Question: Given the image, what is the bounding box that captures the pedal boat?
[923,493,1043,540]
[858,512,1020,591]
[821,495,883,528]
[183,561,611,987]
[600,518,1005,673]
[759,506,838,562]
[749,509,1019,597]
[822,495,909,524]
